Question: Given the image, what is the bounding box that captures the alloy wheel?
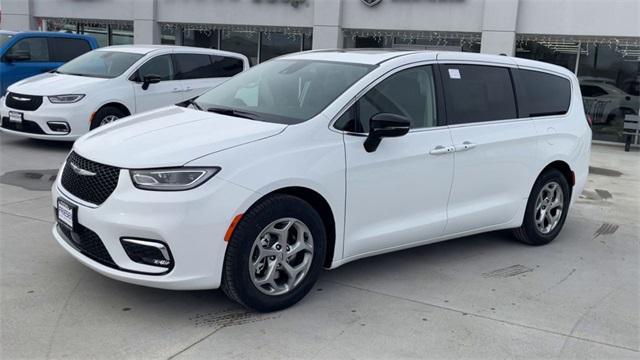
[534,181,564,234]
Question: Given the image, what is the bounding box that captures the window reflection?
[221,31,259,66]
[260,32,301,63]
[183,29,218,49]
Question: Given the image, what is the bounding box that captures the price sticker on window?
[448,69,461,79]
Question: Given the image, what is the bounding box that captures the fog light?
[121,238,173,268]
[47,121,70,133]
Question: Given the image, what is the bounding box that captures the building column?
[480,0,520,56]
[0,0,36,31]
[133,0,160,45]
[312,0,342,49]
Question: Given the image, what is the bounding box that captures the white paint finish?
[0,46,250,141]
[516,0,640,37]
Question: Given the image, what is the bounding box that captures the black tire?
[221,194,326,312]
[90,106,126,130]
[513,169,571,246]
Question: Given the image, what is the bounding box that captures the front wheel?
[90,106,126,130]
[221,194,326,312]
[513,169,571,246]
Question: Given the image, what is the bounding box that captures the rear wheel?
[90,106,126,130]
[221,194,326,312]
[513,169,571,245]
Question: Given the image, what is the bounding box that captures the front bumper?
[0,96,93,141]
[51,166,256,290]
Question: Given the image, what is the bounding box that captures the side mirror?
[141,74,162,90]
[364,113,410,152]
[3,51,31,62]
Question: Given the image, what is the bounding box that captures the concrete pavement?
[1,132,638,359]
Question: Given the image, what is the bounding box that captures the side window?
[336,66,438,133]
[580,85,607,97]
[516,69,571,117]
[49,38,92,62]
[174,53,213,80]
[7,37,49,61]
[136,55,174,81]
[210,55,244,77]
[441,65,517,124]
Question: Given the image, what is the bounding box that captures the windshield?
[56,51,143,78]
[194,59,374,124]
[0,34,14,47]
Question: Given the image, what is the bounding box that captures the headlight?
[48,94,85,103]
[130,167,220,191]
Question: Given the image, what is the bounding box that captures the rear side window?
[515,69,571,117]
[49,38,92,62]
[173,53,213,80]
[210,55,244,77]
[441,65,517,124]
[7,37,49,61]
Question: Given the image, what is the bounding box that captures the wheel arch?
[254,186,336,268]
[95,102,132,118]
[539,160,575,188]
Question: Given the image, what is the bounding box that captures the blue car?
[0,31,99,96]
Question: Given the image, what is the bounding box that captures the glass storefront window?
[110,24,133,46]
[343,31,480,53]
[221,30,259,66]
[516,36,640,143]
[161,26,177,45]
[259,32,301,63]
[303,33,313,51]
[80,24,108,47]
[183,29,219,49]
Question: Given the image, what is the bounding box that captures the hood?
[8,72,109,95]
[74,106,287,168]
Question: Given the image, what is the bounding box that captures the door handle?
[171,88,182,93]
[454,141,477,152]
[429,145,455,155]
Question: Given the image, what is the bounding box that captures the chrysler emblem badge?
[361,0,382,7]
[69,162,96,176]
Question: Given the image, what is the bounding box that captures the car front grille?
[5,92,43,111]
[60,152,120,205]
[1,117,46,134]
[58,224,116,268]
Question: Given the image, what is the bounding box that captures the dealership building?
[1,0,638,145]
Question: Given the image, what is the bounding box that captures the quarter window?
[441,65,517,124]
[173,53,213,80]
[336,66,438,133]
[516,69,571,117]
[209,55,244,77]
[136,55,174,81]
[49,38,92,62]
[7,37,49,61]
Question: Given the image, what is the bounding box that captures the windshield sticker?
[448,69,461,79]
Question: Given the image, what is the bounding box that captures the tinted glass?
[194,60,374,124]
[259,33,301,63]
[210,55,244,77]
[580,84,607,97]
[49,38,92,62]
[515,69,571,117]
[136,55,173,81]
[0,34,13,47]
[441,65,517,124]
[8,37,49,61]
[220,30,258,66]
[56,51,143,78]
[336,66,437,133]
[174,53,213,80]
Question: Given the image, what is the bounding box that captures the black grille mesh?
[61,152,120,205]
[58,224,116,268]
[1,117,46,134]
[5,92,43,111]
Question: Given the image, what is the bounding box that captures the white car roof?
[94,45,247,59]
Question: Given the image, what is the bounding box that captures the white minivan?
[51,50,591,312]
[0,45,249,140]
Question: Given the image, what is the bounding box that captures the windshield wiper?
[207,107,259,120]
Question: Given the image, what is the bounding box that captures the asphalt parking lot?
[1,132,638,359]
